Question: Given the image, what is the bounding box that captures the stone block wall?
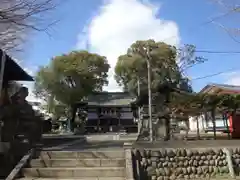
[232,148,240,175]
[132,148,230,180]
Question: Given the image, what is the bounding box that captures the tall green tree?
[34,50,110,130]
[115,40,203,94]
[118,40,205,141]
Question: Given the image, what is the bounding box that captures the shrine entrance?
[99,115,120,132]
[73,92,138,134]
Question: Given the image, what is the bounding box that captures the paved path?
[134,139,240,149]
[64,141,126,151]
[42,133,240,151]
[43,133,137,141]
[43,139,135,151]
[42,133,137,151]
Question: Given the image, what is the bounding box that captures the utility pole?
[146,47,153,142]
[137,78,141,134]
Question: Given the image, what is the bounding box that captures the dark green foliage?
[114,40,204,95]
[34,50,110,106]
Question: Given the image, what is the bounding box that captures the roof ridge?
[200,83,240,93]
[91,91,130,94]
[210,83,240,88]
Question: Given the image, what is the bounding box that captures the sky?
[14,0,240,102]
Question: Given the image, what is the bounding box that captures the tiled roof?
[200,83,240,93]
[87,92,135,106]
[211,83,240,91]
[0,49,34,81]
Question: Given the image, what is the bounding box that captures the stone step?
[40,151,125,159]
[17,178,125,180]
[22,167,125,178]
[30,158,125,167]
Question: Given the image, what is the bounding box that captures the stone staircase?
[15,149,133,180]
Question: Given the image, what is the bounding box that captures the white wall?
[189,115,206,132]
[189,114,230,131]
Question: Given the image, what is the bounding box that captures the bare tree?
[0,0,60,52]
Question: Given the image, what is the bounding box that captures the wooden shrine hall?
[72,92,138,133]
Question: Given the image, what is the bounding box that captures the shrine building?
[73,92,138,133]
[190,83,240,138]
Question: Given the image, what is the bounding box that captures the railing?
[6,149,34,180]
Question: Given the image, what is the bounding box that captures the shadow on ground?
[42,136,86,148]
[54,140,129,151]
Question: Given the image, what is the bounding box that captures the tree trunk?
[137,107,142,134]
[201,118,204,131]
[204,111,208,130]
[70,106,77,132]
[223,113,226,127]
[164,93,171,141]
[185,120,189,139]
[223,113,231,140]
[196,116,200,140]
[211,109,217,140]
[164,115,170,141]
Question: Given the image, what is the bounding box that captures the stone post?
[223,148,235,178]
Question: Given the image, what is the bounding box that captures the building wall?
[189,115,206,132]
[88,112,98,119]
[87,112,134,120]
[120,112,133,119]
[87,106,133,120]
[189,114,230,132]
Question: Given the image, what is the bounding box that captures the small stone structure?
[132,148,235,180]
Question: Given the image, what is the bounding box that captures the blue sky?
[19,0,240,100]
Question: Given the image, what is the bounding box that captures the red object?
[200,83,240,138]
[229,114,240,138]
[228,114,233,133]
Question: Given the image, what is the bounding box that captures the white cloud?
[77,0,180,92]
[224,71,240,86]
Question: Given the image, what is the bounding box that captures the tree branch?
[0,0,62,52]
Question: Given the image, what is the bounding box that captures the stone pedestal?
[155,118,166,140]
[137,118,150,141]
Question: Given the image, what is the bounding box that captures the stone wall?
[132,148,231,180]
[232,148,240,175]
